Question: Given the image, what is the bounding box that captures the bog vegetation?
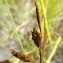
[0,0,63,63]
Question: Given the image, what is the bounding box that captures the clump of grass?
[7,0,62,63]
[0,0,63,63]
[38,0,62,63]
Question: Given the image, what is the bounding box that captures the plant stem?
[39,48,42,63]
[39,46,42,63]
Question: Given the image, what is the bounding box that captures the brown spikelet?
[11,50,35,63]
[32,28,42,48]
[34,0,41,32]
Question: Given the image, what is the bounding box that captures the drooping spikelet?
[11,50,35,63]
[32,28,42,48]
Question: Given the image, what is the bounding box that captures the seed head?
[11,50,35,63]
[32,28,42,48]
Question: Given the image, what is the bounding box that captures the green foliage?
[0,0,63,63]
[39,0,62,63]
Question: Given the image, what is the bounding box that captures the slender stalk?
[39,46,42,63]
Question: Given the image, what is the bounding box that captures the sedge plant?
[0,0,63,63]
